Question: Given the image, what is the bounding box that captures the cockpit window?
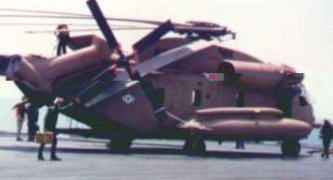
[192,89,202,106]
[299,96,308,106]
[298,84,310,106]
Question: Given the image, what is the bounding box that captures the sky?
[0,0,333,121]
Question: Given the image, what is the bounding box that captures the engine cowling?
[218,60,303,89]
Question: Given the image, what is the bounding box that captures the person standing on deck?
[26,102,39,141]
[12,97,27,141]
[320,119,333,158]
[38,97,64,161]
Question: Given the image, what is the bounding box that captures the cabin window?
[236,92,245,107]
[299,96,308,106]
[155,87,165,107]
[192,89,202,106]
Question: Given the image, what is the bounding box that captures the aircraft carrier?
[0,131,332,180]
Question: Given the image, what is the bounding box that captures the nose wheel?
[106,138,133,152]
[183,135,206,154]
[281,140,300,157]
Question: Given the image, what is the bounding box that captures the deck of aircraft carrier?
[1,131,332,180]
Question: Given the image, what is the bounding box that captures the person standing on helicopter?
[55,24,70,56]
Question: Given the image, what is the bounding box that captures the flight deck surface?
[0,132,332,180]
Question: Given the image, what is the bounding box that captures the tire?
[183,135,206,154]
[281,140,300,157]
[108,138,133,152]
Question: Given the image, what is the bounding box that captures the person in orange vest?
[12,97,27,141]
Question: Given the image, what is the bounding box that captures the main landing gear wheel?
[107,138,133,152]
[183,135,206,154]
[281,140,301,157]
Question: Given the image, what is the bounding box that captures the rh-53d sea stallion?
[0,0,315,156]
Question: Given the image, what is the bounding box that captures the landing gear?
[183,135,206,154]
[281,140,301,157]
[107,138,133,151]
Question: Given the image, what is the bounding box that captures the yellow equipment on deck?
[36,131,54,144]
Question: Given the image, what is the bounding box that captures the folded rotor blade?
[0,7,183,26]
[113,40,215,81]
[132,20,174,53]
[137,40,214,77]
[25,27,153,34]
[87,0,118,50]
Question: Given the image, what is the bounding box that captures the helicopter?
[0,0,315,156]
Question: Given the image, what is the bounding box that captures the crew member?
[320,119,333,158]
[235,92,245,149]
[26,102,39,141]
[38,97,64,161]
[55,24,70,56]
[12,97,27,141]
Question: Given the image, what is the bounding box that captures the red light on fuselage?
[208,74,217,79]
